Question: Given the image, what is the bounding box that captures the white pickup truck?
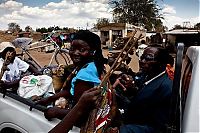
[0,91,81,133]
[0,45,199,133]
[0,91,60,133]
[180,45,200,132]
[165,44,200,133]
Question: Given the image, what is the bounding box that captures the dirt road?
[21,49,139,72]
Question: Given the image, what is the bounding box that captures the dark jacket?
[123,73,173,132]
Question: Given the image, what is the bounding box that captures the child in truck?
[0,42,54,99]
[0,42,40,92]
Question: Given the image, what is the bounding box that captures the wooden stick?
[81,29,144,132]
[99,29,143,90]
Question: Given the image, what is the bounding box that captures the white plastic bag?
[18,75,54,98]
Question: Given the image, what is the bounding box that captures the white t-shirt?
[136,44,148,60]
[0,57,29,82]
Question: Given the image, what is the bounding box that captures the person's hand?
[44,107,58,120]
[120,74,134,88]
[31,95,42,101]
[33,71,43,76]
[112,78,126,91]
[35,97,51,106]
[0,81,10,89]
[2,52,12,70]
[76,87,101,110]
[106,127,119,133]
[1,58,10,72]
[0,80,5,89]
[113,74,134,91]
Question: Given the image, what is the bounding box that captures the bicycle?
[12,31,72,71]
[39,31,72,67]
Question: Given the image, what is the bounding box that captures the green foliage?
[110,0,163,31]
[25,26,32,32]
[63,27,69,31]
[8,22,21,33]
[54,26,61,31]
[36,27,48,33]
[194,23,200,29]
[173,24,183,29]
[94,18,110,29]
[36,26,76,33]
[47,26,55,32]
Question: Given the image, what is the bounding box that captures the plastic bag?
[18,75,54,98]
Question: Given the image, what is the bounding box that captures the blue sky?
[0,0,199,30]
[17,0,60,7]
[158,0,199,18]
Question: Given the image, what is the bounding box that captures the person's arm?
[113,74,135,90]
[28,64,42,75]
[16,57,41,75]
[0,79,20,90]
[44,80,94,120]
[49,102,85,133]
[48,87,101,133]
[36,89,70,105]
[44,107,70,120]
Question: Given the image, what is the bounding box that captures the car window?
[181,55,193,118]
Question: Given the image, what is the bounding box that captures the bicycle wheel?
[54,49,72,66]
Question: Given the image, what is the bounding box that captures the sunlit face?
[69,39,92,66]
[139,47,160,75]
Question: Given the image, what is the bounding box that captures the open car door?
[167,44,200,133]
[167,43,184,133]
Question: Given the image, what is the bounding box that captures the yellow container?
[52,75,64,92]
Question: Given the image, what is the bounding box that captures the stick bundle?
[81,29,144,133]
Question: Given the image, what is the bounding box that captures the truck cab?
[181,46,200,132]
[167,45,200,133]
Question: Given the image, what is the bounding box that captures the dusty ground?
[0,31,16,42]
[21,48,139,72]
[0,31,139,72]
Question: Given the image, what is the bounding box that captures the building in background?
[96,23,146,48]
[163,29,200,53]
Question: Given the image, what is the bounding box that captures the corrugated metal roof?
[164,29,199,35]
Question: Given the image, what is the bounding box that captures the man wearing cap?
[0,41,39,92]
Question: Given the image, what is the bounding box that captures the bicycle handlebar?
[41,30,57,42]
[41,31,61,49]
